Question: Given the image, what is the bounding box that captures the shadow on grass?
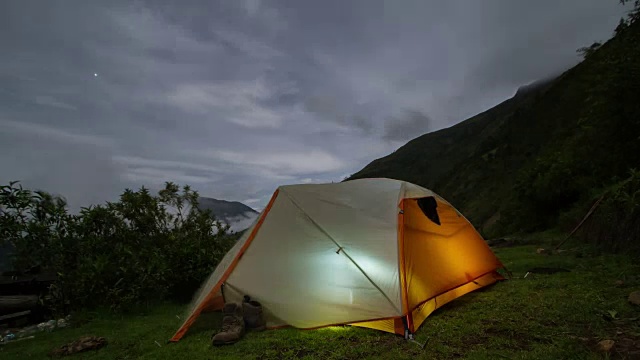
[182,311,223,339]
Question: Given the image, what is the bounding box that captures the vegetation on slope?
[348,7,640,253]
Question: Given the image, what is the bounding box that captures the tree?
[620,0,640,24]
[577,42,602,59]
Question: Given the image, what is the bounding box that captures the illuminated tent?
[171,178,504,341]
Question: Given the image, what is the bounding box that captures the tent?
[171,178,504,341]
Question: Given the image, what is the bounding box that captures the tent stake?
[408,337,428,349]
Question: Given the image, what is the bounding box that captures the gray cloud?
[304,95,374,134]
[0,0,631,210]
[0,122,122,211]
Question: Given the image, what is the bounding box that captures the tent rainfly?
[171,178,504,341]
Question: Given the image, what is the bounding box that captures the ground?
[2,240,640,360]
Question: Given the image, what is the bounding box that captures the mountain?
[348,19,640,241]
[197,197,259,232]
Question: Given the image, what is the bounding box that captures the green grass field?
[2,242,639,359]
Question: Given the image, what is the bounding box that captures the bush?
[577,169,640,255]
[0,181,235,312]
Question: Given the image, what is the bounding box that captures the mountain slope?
[197,197,258,232]
[349,20,640,238]
[350,77,555,193]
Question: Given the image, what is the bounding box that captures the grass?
[2,243,639,359]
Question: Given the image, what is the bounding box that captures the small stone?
[536,248,550,255]
[597,339,615,352]
[629,291,640,306]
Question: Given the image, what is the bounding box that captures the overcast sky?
[0,0,629,211]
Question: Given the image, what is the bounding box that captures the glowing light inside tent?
[320,326,351,332]
[320,247,397,309]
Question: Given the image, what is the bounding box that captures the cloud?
[0,0,629,212]
[0,119,113,148]
[165,79,293,128]
[200,148,347,175]
[34,95,77,110]
[224,211,260,232]
[304,95,374,134]
[0,129,122,211]
[213,29,282,60]
[242,198,262,204]
[383,110,433,142]
[113,155,223,174]
[122,167,213,186]
[107,4,217,57]
[235,0,287,36]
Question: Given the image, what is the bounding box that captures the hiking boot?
[211,303,244,346]
[242,296,266,331]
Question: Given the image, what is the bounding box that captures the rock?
[597,339,615,352]
[629,291,640,306]
[536,248,550,255]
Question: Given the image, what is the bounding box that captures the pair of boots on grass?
[211,296,266,346]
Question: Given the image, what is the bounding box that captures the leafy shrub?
[0,181,235,312]
[577,169,640,255]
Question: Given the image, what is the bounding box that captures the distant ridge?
[197,197,258,232]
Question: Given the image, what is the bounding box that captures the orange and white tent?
[171,178,504,341]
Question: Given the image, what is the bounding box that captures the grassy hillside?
[348,18,640,243]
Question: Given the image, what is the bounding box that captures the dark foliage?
[577,170,640,254]
[0,181,235,312]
